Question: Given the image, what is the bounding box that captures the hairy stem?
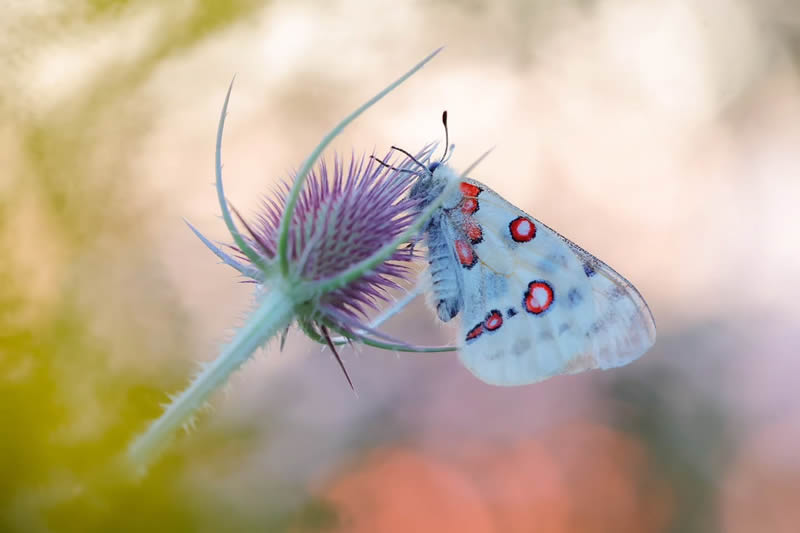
[126,287,295,474]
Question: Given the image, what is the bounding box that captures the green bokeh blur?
[1,2,336,530]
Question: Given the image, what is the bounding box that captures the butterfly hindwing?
[429,170,656,386]
[563,241,657,369]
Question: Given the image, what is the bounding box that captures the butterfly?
[402,113,656,386]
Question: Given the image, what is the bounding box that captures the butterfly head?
[408,111,457,208]
[408,160,453,210]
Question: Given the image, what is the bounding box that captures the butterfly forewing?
[430,170,655,386]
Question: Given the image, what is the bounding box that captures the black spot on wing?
[567,288,583,307]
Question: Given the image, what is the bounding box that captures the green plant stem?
[326,322,456,353]
[126,286,295,474]
[214,78,268,271]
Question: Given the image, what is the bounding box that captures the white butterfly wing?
[564,241,657,370]
[446,177,656,386]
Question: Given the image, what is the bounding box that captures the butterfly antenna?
[440,110,450,163]
[321,325,355,390]
[389,145,428,172]
[369,154,423,176]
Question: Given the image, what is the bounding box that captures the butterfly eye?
[428,161,440,173]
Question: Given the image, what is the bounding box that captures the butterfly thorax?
[410,164,466,215]
[411,164,467,321]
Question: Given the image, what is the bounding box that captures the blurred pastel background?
[2,1,799,531]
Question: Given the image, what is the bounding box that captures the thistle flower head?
[126,50,456,474]
[237,147,434,324]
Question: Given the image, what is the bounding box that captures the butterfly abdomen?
[425,214,463,322]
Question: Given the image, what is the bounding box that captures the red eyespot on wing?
[509,216,536,242]
[460,182,482,214]
[460,182,482,197]
[484,310,503,331]
[455,239,477,268]
[524,280,554,314]
[466,323,484,341]
[461,198,479,215]
[464,221,483,244]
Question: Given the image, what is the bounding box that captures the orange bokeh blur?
[323,422,672,532]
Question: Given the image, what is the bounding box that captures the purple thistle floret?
[235,146,434,328]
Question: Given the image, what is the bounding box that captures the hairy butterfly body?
[409,160,656,386]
